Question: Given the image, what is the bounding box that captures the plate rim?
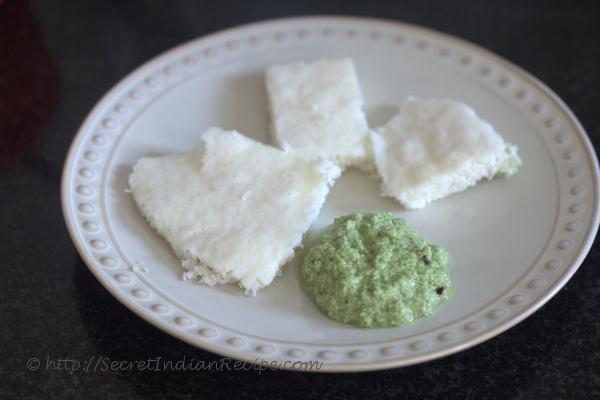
[61,15,600,372]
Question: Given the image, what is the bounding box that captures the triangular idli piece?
[266,58,372,170]
[129,128,341,295]
[372,99,521,209]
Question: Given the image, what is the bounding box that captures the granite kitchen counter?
[1,1,598,398]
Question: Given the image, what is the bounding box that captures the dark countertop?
[1,1,599,398]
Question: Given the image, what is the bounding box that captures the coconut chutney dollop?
[300,212,453,328]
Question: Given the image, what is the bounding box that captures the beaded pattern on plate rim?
[67,22,591,366]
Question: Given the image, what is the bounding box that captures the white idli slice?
[129,128,341,295]
[266,58,372,170]
[372,98,520,209]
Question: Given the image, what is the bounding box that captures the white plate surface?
[61,16,600,372]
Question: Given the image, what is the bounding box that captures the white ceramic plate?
[61,16,600,372]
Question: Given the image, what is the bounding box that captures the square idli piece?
[128,128,341,295]
[372,98,521,209]
[266,58,372,170]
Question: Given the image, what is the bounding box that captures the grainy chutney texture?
[301,212,453,328]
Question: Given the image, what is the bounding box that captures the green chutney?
[300,212,453,328]
[496,144,522,178]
